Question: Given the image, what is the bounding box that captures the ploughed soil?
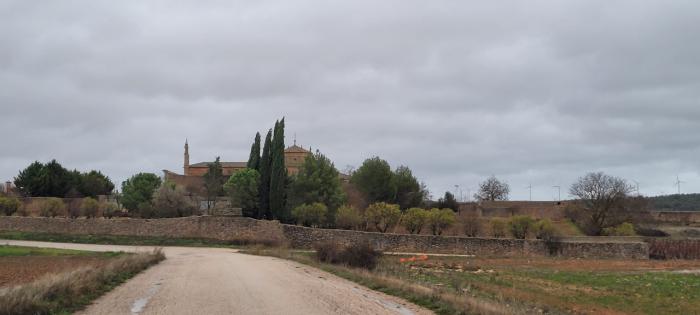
[0,256,112,287]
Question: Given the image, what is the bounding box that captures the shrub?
[341,242,382,270]
[292,203,328,227]
[40,198,65,217]
[0,196,21,216]
[80,197,100,218]
[315,241,343,264]
[491,218,507,238]
[365,202,401,233]
[152,184,197,218]
[102,203,120,219]
[534,219,559,241]
[136,202,155,218]
[427,208,456,236]
[602,222,636,236]
[460,213,481,237]
[649,239,700,260]
[508,215,535,239]
[401,208,429,234]
[335,205,363,230]
[315,241,382,270]
[635,226,669,237]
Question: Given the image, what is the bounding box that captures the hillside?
[650,193,700,211]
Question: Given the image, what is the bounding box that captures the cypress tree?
[258,129,273,219]
[247,132,261,170]
[270,118,288,221]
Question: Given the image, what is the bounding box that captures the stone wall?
[0,216,649,259]
[281,225,648,259]
[651,211,700,225]
[0,216,286,245]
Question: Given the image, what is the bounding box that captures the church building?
[163,140,311,195]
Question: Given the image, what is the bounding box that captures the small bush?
[491,218,507,238]
[102,203,120,219]
[40,198,66,217]
[315,241,382,270]
[152,184,197,218]
[460,213,481,237]
[136,202,155,218]
[509,215,535,239]
[292,203,328,227]
[81,197,100,218]
[649,239,700,260]
[335,205,363,230]
[635,226,669,237]
[365,202,401,233]
[534,219,559,241]
[341,242,382,270]
[315,241,343,264]
[427,208,456,236]
[0,196,21,216]
[401,208,429,234]
[602,222,636,236]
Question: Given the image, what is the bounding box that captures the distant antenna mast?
[675,176,685,195]
[632,180,640,196]
[526,183,532,201]
[552,185,561,202]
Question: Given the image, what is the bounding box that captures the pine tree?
[247,132,261,170]
[270,118,288,221]
[258,129,273,219]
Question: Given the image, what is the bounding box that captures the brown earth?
[0,256,111,287]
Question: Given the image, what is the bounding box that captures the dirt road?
[1,240,431,315]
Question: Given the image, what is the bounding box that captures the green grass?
[0,230,236,248]
[0,245,122,258]
[374,257,700,315]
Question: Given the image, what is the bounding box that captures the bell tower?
[184,139,190,175]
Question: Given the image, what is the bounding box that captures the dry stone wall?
[0,216,648,259]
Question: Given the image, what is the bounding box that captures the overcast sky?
[1,1,699,201]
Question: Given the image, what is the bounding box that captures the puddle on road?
[130,282,162,314]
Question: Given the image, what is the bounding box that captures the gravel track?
[1,240,431,315]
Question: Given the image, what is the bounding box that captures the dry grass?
[242,247,514,315]
[649,239,700,259]
[0,249,165,315]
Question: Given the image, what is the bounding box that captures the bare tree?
[474,176,510,201]
[568,172,635,235]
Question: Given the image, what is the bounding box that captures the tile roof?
[189,161,247,168]
[285,145,310,153]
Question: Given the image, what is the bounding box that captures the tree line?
[13,160,114,198]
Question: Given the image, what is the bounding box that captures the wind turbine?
[675,176,685,195]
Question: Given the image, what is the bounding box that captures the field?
[0,245,122,287]
[246,248,700,315]
[0,244,164,314]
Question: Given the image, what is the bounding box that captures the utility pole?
[552,185,561,202]
[454,185,460,202]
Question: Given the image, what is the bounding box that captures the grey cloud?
[1,0,699,200]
